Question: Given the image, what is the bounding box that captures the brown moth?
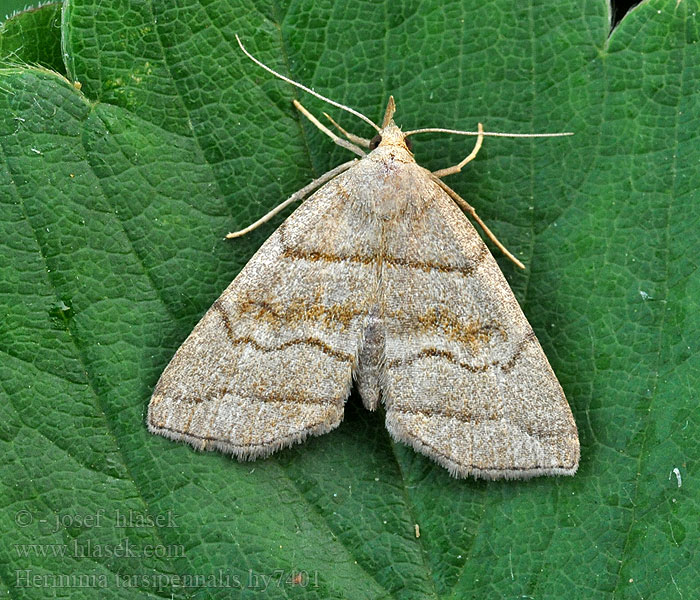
[147,36,579,479]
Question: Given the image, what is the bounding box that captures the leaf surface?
[1,1,698,598]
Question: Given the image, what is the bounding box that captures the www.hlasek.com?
[15,538,184,559]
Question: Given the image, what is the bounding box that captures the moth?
[148,37,579,479]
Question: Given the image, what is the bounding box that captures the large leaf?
[0,2,64,73]
[1,1,698,598]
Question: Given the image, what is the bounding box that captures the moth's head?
[369,96,413,154]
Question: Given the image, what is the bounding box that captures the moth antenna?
[236,35,381,132]
[404,127,573,138]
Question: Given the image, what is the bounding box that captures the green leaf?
[0,2,64,74]
[1,1,698,598]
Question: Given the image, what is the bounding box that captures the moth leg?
[433,177,526,270]
[432,123,485,178]
[226,159,357,238]
[322,112,371,148]
[293,99,366,157]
